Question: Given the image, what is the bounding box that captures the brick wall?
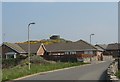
[37,46,45,56]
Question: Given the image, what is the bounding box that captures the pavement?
[13,60,112,80]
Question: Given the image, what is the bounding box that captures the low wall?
[82,56,97,63]
[83,58,91,63]
[103,56,113,61]
[107,60,119,80]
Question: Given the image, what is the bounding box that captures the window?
[84,51,88,54]
[84,51,93,54]
[70,52,72,55]
[65,52,69,55]
[72,51,76,54]
[69,51,76,55]
[52,53,58,55]
[60,53,64,55]
[5,52,17,59]
[65,51,76,55]
[89,51,93,54]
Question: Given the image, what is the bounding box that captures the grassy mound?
[20,55,56,66]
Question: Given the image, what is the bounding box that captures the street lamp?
[28,22,35,70]
[90,34,95,62]
[90,34,95,44]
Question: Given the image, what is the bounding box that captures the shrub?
[30,55,51,64]
[2,55,26,69]
[2,58,21,68]
[20,55,54,67]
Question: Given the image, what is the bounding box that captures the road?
[18,60,112,80]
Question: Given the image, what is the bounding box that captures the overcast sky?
[2,2,118,44]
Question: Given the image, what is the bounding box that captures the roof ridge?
[78,39,97,49]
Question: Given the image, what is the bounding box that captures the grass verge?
[116,70,120,79]
[2,62,87,81]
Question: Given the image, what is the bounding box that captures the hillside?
[16,38,72,45]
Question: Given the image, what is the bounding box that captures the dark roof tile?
[3,42,26,53]
[95,44,108,49]
[44,40,97,52]
[106,43,120,50]
[17,43,41,53]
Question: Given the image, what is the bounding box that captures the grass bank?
[3,62,87,81]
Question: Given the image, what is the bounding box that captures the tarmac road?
[19,60,112,80]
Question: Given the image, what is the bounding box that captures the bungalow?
[38,40,101,62]
[95,44,107,52]
[106,43,120,58]
[2,42,41,59]
[95,44,112,60]
[2,40,104,62]
[2,42,26,59]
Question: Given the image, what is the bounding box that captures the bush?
[2,58,21,68]
[20,55,54,66]
[30,55,51,64]
[2,56,26,69]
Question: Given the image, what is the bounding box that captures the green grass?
[2,62,87,81]
[116,70,120,78]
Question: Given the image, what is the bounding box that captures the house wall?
[43,50,97,62]
[45,51,96,56]
[48,51,94,56]
[43,51,79,62]
[2,45,19,59]
[76,51,84,55]
[37,46,45,56]
[44,54,77,62]
[107,50,119,58]
[96,51,103,61]
[103,55,113,61]
[49,52,65,55]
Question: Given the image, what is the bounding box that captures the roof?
[3,42,26,53]
[17,43,41,53]
[106,43,120,50]
[95,46,104,51]
[95,44,108,50]
[44,40,97,52]
[75,40,97,49]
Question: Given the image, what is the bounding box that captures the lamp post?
[90,34,95,62]
[90,34,95,44]
[28,22,35,70]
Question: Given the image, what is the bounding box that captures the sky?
[2,2,118,44]
[2,0,119,2]
[0,2,2,44]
